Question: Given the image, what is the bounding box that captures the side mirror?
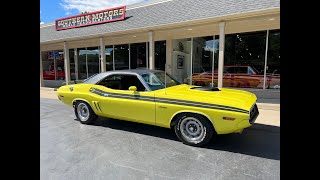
[129,86,137,92]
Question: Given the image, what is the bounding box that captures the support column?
[63,42,71,84]
[148,31,155,70]
[218,22,225,88]
[100,38,106,72]
[146,42,149,68]
[212,35,215,87]
[74,48,79,80]
[263,30,269,90]
[112,45,115,70]
[190,37,194,85]
[40,50,44,87]
[129,43,131,70]
[85,47,88,78]
[166,39,173,74]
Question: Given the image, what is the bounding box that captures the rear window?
[82,74,103,84]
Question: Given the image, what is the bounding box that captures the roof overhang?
[40,7,279,45]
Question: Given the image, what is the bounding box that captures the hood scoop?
[190,86,220,91]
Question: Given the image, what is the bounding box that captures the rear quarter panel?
[56,84,104,116]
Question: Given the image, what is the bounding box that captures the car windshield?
[141,71,181,91]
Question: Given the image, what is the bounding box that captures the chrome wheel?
[179,117,206,144]
[77,102,90,122]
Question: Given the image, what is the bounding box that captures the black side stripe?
[155,99,248,113]
[89,88,249,114]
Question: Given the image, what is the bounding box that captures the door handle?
[159,106,167,109]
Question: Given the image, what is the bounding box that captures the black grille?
[249,104,259,124]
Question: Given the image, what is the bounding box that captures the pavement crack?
[244,173,258,179]
[108,160,178,179]
[108,160,148,173]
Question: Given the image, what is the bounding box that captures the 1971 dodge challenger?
[56,69,259,146]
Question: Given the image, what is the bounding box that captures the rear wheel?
[74,101,98,124]
[174,113,215,147]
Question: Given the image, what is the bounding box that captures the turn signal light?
[223,117,236,121]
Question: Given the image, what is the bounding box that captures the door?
[94,74,155,125]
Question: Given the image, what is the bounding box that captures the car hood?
[155,84,257,111]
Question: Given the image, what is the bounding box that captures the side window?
[235,67,248,74]
[225,67,235,73]
[97,74,146,91]
[248,67,256,75]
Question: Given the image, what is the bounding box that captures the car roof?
[107,68,163,74]
[82,68,164,84]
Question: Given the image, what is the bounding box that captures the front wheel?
[74,101,98,124]
[174,113,215,147]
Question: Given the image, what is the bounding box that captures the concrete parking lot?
[40,90,280,180]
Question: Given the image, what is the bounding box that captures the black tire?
[74,101,98,124]
[57,76,64,80]
[174,113,215,147]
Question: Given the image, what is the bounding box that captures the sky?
[40,0,147,23]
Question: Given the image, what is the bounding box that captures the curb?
[40,87,57,91]
[256,103,280,111]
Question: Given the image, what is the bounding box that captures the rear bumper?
[249,104,259,124]
[229,104,259,134]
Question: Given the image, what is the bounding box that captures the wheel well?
[72,100,78,107]
[170,112,216,132]
[72,99,89,108]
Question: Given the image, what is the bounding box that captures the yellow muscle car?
[56,69,259,147]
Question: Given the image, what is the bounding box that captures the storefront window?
[78,48,87,80]
[267,30,280,89]
[130,43,147,69]
[106,46,113,71]
[86,47,100,77]
[155,41,166,71]
[224,31,267,89]
[42,51,54,80]
[192,36,219,86]
[69,49,76,80]
[172,38,192,84]
[114,44,129,70]
[41,50,64,80]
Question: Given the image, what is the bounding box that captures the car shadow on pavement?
[91,117,280,160]
[205,123,280,160]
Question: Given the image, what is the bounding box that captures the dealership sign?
[55,6,126,31]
